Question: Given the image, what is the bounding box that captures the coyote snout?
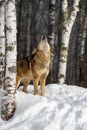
[16,35,51,96]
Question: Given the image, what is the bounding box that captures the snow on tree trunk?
[1,0,17,120]
[49,0,56,82]
[58,0,80,84]
[0,1,5,89]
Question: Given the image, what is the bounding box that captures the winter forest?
[0,0,87,123]
[16,0,87,86]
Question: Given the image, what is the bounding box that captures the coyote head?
[38,35,50,53]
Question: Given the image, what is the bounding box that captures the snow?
[0,84,87,130]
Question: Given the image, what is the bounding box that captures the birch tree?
[0,0,5,89]
[58,0,80,84]
[49,0,56,82]
[1,0,17,120]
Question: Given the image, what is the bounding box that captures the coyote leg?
[23,79,30,93]
[33,76,39,95]
[16,75,21,89]
[40,74,47,96]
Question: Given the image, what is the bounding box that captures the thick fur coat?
[16,35,51,96]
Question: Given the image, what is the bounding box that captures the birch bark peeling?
[0,1,5,88]
[58,0,80,84]
[1,0,17,120]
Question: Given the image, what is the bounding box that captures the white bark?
[0,1,5,88]
[1,0,17,120]
[58,0,80,84]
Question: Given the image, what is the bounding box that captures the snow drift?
[0,84,87,130]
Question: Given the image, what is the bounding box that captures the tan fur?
[16,35,51,96]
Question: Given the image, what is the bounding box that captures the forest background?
[0,0,87,121]
[16,0,87,87]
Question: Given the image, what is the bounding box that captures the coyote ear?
[41,35,47,41]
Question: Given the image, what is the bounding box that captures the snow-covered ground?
[0,84,87,130]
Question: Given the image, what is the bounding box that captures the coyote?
[16,35,51,96]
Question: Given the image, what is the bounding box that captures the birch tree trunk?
[58,0,80,84]
[0,0,5,89]
[48,0,56,82]
[1,0,17,120]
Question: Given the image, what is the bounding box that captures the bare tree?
[1,0,17,120]
[48,0,56,82]
[79,12,87,86]
[58,0,80,84]
[0,0,5,89]
[80,14,87,62]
